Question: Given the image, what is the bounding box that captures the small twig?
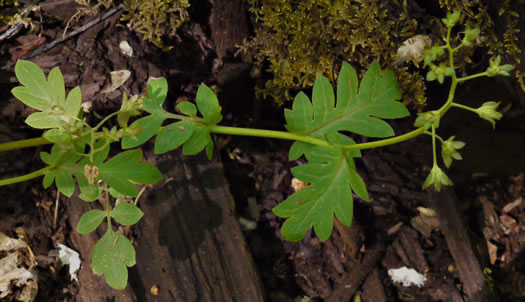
[1,3,124,70]
[53,191,60,230]
[134,184,149,206]
[0,23,23,41]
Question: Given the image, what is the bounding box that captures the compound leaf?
[43,129,73,145]
[154,120,196,154]
[121,77,170,149]
[92,231,135,290]
[273,146,368,241]
[48,67,66,108]
[121,114,165,149]
[145,77,168,107]
[64,86,82,117]
[98,149,163,197]
[182,125,212,156]
[110,203,143,226]
[12,60,51,111]
[40,144,84,197]
[285,60,409,158]
[196,84,222,125]
[25,112,61,129]
[176,101,197,117]
[77,209,106,234]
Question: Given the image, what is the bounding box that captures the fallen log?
[67,151,264,302]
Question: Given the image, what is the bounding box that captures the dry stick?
[1,3,124,70]
[0,2,36,42]
[53,191,60,230]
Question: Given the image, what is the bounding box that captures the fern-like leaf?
[275,60,410,241]
[285,60,409,160]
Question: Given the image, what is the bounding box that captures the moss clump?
[241,0,523,109]
[121,0,190,51]
[240,0,426,108]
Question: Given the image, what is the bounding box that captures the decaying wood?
[67,151,264,302]
[398,226,428,274]
[429,187,498,302]
[361,269,386,302]
[209,0,249,61]
[67,196,136,301]
[325,244,385,302]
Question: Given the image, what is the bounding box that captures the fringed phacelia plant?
[0,11,513,289]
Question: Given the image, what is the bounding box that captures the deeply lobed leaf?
[285,60,409,158]
[276,61,408,241]
[274,146,368,241]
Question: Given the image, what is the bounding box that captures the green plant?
[0,12,513,289]
[241,0,524,109]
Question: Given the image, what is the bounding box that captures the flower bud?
[442,11,461,28]
[422,165,453,191]
[476,101,502,128]
[487,56,514,77]
[441,136,465,168]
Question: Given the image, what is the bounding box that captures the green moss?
[121,0,190,51]
[241,0,425,108]
[242,0,524,109]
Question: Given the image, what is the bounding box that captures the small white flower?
[388,266,427,287]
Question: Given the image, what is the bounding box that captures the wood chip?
[502,197,522,213]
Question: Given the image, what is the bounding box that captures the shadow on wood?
[67,150,264,302]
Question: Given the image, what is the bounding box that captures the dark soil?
[1,1,525,301]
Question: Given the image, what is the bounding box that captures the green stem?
[208,125,331,147]
[165,112,194,121]
[431,124,437,166]
[0,137,49,151]
[456,72,488,83]
[0,167,48,185]
[342,127,425,150]
[451,102,478,114]
[424,130,444,144]
[93,111,119,132]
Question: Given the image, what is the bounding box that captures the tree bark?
[67,151,264,302]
